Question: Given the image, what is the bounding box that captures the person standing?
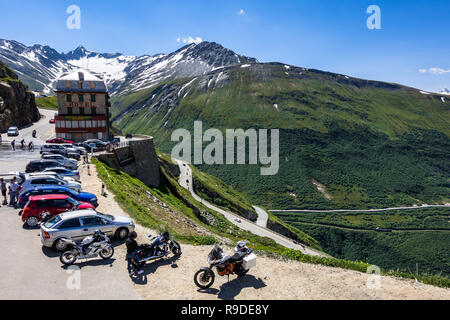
[0,178,7,205]
[11,139,15,151]
[9,177,19,208]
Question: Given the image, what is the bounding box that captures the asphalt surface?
[0,109,138,300]
[175,159,327,257]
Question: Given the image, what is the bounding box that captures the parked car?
[40,144,68,156]
[46,137,74,144]
[12,172,77,186]
[67,151,81,161]
[20,175,82,193]
[84,139,109,151]
[22,195,94,228]
[7,127,19,137]
[25,160,64,173]
[74,142,94,152]
[42,167,80,181]
[41,154,78,170]
[18,186,98,209]
[49,119,55,124]
[40,210,135,251]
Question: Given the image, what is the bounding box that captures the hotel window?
[65,121,72,128]
[92,120,97,128]
[79,120,86,128]
[78,82,83,89]
[79,107,84,115]
[60,121,65,128]
[102,120,106,127]
[90,82,95,89]
[67,107,73,115]
[72,121,78,128]
[78,94,84,102]
[90,94,96,102]
[86,120,92,128]
[65,81,71,89]
[66,94,72,102]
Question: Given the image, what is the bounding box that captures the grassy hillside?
[112,63,450,210]
[35,96,58,110]
[93,156,449,288]
[275,207,450,276]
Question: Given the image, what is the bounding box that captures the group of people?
[10,139,33,151]
[0,177,20,208]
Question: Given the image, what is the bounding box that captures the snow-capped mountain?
[0,39,257,95]
[439,88,450,95]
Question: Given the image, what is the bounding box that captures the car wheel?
[26,216,39,228]
[115,228,129,240]
[53,239,68,252]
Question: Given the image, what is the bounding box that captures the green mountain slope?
[112,63,450,210]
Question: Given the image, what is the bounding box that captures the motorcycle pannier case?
[242,253,256,270]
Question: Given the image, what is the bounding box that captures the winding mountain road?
[174,159,327,257]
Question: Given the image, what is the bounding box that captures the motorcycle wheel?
[60,250,77,266]
[194,269,215,289]
[170,241,182,256]
[99,246,114,260]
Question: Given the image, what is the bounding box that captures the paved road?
[269,204,450,214]
[253,205,269,228]
[0,109,138,300]
[174,159,327,257]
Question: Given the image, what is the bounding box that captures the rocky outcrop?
[0,60,40,132]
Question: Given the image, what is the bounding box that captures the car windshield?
[43,215,61,229]
[66,197,81,207]
[97,212,114,221]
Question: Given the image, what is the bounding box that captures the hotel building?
[54,69,110,142]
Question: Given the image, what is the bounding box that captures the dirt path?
[80,162,450,300]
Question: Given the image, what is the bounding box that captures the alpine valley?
[1,39,449,275]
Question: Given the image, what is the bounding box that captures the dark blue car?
[18,186,98,209]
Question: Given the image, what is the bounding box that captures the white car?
[60,143,81,154]
[7,127,19,136]
[20,175,82,193]
[41,154,78,170]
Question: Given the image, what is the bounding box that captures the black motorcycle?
[128,231,181,276]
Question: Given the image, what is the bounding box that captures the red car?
[49,119,55,124]
[22,194,95,227]
[46,137,74,144]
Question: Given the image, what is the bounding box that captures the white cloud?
[238,9,245,15]
[429,67,450,74]
[419,67,450,74]
[176,36,203,45]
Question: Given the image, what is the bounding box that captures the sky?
[0,0,449,92]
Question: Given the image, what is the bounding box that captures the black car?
[25,160,63,173]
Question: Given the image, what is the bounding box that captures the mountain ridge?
[0,39,257,96]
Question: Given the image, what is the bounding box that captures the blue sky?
[1,0,449,92]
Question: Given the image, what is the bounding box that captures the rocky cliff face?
[0,60,40,132]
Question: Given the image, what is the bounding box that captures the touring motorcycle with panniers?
[194,241,256,289]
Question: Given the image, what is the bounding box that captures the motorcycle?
[128,231,181,276]
[59,231,114,265]
[194,244,256,289]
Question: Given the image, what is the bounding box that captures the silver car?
[21,175,82,193]
[41,154,78,170]
[40,209,135,251]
